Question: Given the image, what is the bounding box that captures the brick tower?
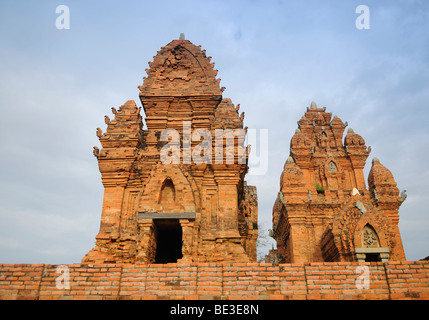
[82,37,258,264]
[269,102,406,264]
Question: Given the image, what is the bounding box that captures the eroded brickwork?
[270,102,406,264]
[83,38,257,264]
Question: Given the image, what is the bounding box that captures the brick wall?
[0,261,428,300]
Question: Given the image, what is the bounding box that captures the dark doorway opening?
[154,220,183,263]
[365,253,381,262]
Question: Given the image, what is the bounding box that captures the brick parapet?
[0,261,428,300]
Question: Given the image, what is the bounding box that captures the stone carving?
[362,226,380,248]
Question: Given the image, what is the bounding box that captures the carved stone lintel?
[138,212,196,220]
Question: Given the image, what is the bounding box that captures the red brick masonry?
[1,261,428,300]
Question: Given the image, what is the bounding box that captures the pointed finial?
[310,101,317,109]
[179,33,185,40]
[286,156,295,164]
[400,190,407,202]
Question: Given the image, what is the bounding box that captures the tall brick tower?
[82,37,258,264]
[270,102,406,264]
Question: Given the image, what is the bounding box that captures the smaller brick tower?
[269,102,406,264]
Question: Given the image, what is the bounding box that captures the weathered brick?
[81,38,258,266]
[269,105,407,265]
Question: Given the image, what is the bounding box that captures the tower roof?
[139,38,223,97]
[213,98,242,129]
[280,156,305,191]
[344,128,366,146]
[368,158,398,189]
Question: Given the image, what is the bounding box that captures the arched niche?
[328,161,337,172]
[138,164,200,214]
[324,160,340,191]
[319,131,328,148]
[355,224,390,262]
[361,224,380,248]
[159,178,176,205]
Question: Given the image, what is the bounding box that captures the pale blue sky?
[0,0,428,263]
